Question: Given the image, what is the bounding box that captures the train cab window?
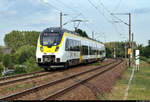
[40,32,62,46]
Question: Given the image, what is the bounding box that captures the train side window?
[89,46,92,55]
[78,41,81,51]
[65,39,69,51]
[74,40,77,51]
[100,51,102,55]
[86,46,88,55]
[70,39,73,51]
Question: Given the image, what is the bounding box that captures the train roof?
[42,27,104,45]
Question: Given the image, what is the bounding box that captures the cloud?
[8,10,17,15]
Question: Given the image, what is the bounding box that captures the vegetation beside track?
[99,60,150,100]
[0,31,43,77]
[91,62,102,66]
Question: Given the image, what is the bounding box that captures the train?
[36,27,106,71]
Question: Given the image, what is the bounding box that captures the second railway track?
[0,59,123,100]
[0,71,51,86]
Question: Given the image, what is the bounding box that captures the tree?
[24,31,40,46]
[105,47,113,58]
[4,31,26,51]
[0,63,4,75]
[25,57,42,73]
[14,65,27,74]
[4,30,40,51]
[104,41,137,58]
[143,46,150,58]
[15,45,36,64]
[75,29,89,38]
[0,47,3,62]
[148,40,150,46]
[2,54,13,68]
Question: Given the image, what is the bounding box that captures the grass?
[91,62,101,66]
[99,60,150,100]
[1,83,33,93]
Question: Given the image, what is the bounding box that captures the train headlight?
[55,46,59,51]
[40,47,43,52]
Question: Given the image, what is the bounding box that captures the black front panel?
[43,55,55,63]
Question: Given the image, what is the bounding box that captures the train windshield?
[40,32,62,46]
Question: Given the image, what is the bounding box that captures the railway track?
[0,59,110,88]
[0,71,51,87]
[0,71,45,82]
[0,59,123,100]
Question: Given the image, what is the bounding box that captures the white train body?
[36,27,106,70]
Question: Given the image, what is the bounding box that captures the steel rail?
[0,72,51,86]
[42,59,123,100]
[0,59,119,100]
[0,71,45,81]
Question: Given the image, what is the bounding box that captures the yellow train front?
[36,27,106,71]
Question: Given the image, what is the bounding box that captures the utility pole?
[60,12,62,29]
[125,40,127,59]
[132,33,134,66]
[111,13,132,67]
[114,48,116,58]
[129,13,132,67]
[60,12,69,29]
[92,31,94,39]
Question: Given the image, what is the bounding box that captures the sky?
[0,0,150,46]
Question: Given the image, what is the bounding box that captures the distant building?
[1,48,12,54]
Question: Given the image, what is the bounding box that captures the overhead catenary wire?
[54,0,95,36]
[88,0,122,38]
[97,0,130,40]
[45,0,91,32]
[113,0,123,12]
[41,0,124,41]
[88,0,113,24]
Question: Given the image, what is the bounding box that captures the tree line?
[136,40,150,63]
[0,30,41,76]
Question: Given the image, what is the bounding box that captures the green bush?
[140,56,147,61]
[2,54,13,68]
[25,57,42,73]
[0,63,4,76]
[14,65,27,74]
[146,58,150,64]
[0,47,3,62]
[15,45,36,64]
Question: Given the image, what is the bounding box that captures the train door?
[65,38,70,62]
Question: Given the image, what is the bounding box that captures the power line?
[88,0,113,24]
[97,0,130,38]
[113,0,123,11]
[54,0,94,34]
[49,0,90,31]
